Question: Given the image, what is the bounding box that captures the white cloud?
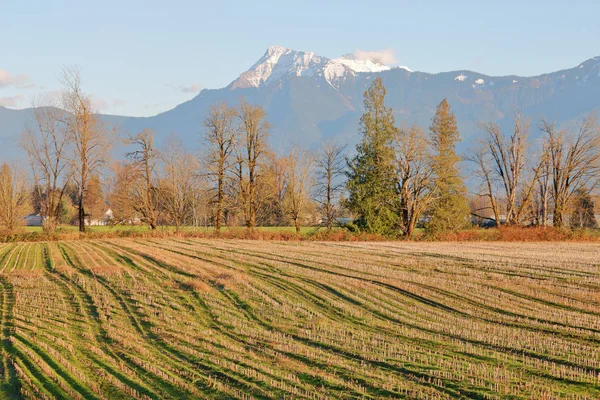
[112,99,127,107]
[0,69,33,88]
[91,97,108,111]
[347,49,397,66]
[171,83,201,93]
[0,95,25,107]
[37,90,62,105]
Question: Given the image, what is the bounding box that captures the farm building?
[85,209,114,226]
[23,213,43,227]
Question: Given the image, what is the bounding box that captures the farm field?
[0,239,598,399]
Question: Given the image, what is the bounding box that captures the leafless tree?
[21,103,71,233]
[107,162,135,224]
[282,146,314,233]
[314,142,346,230]
[469,115,545,226]
[125,129,159,229]
[61,67,113,232]
[466,143,501,225]
[539,114,600,227]
[159,134,198,231]
[535,146,552,227]
[394,125,434,237]
[0,163,31,232]
[202,102,237,232]
[253,150,284,226]
[235,100,270,230]
[188,181,212,228]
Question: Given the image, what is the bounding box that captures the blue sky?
[1,0,598,116]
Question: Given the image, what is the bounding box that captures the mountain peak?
[264,45,294,57]
[232,46,327,89]
[231,46,412,90]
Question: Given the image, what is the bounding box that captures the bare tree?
[0,163,31,232]
[159,134,198,232]
[314,142,346,231]
[235,100,270,230]
[466,143,501,225]
[533,145,552,227]
[202,102,237,232]
[188,180,211,228]
[539,115,600,227]
[125,129,159,229]
[21,104,72,233]
[107,162,135,224]
[394,125,434,237]
[251,150,284,226]
[232,144,249,226]
[61,67,113,232]
[282,146,314,233]
[469,115,545,226]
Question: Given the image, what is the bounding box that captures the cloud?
[0,69,33,89]
[36,90,62,105]
[348,49,397,65]
[91,97,108,111]
[170,83,201,93]
[0,95,25,107]
[111,98,128,108]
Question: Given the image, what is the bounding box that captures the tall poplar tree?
[428,99,471,234]
[346,78,399,235]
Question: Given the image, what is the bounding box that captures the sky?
[1,0,599,116]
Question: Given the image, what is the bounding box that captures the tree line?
[1,71,598,236]
[345,77,599,236]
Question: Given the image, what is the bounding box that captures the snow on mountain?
[321,62,352,89]
[332,56,392,73]
[232,45,409,90]
[232,46,327,89]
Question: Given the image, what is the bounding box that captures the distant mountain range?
[2,46,599,159]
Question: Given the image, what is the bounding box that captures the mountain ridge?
[1,48,599,158]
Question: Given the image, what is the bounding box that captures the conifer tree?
[428,99,471,234]
[346,78,399,235]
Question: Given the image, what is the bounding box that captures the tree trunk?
[406,217,417,238]
[553,198,563,227]
[216,174,223,233]
[541,195,548,228]
[78,196,86,233]
[553,210,563,228]
[248,163,256,230]
[43,216,57,234]
[294,217,300,234]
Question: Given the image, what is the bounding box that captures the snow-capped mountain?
[232,46,411,90]
[1,48,599,159]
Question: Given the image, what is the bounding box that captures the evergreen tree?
[346,78,399,235]
[427,99,471,234]
[571,188,597,229]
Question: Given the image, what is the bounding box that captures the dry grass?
[6,225,599,244]
[0,238,598,399]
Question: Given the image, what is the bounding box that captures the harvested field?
[0,239,598,399]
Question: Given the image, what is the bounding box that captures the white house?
[85,209,114,226]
